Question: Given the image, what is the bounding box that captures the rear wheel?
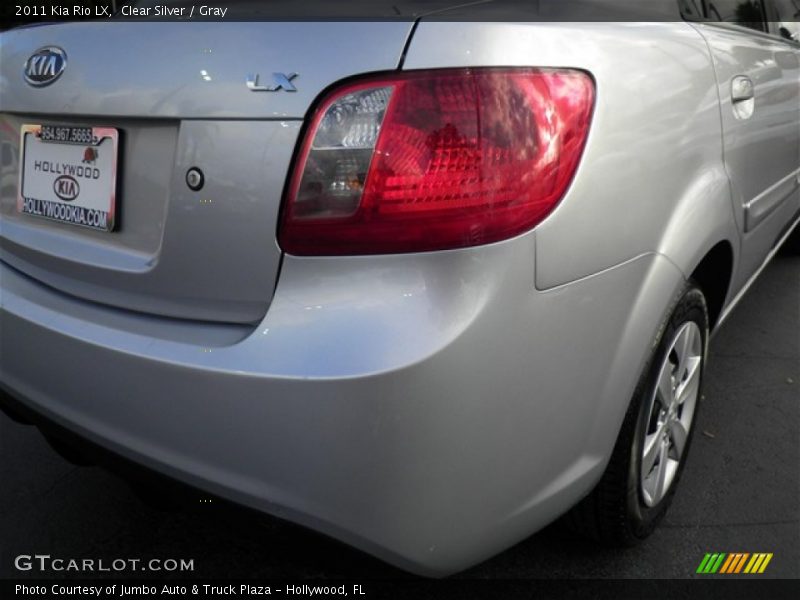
[567,282,708,545]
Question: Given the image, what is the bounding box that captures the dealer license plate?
[18,124,119,232]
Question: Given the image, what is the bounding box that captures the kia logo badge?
[24,46,67,87]
[54,175,80,201]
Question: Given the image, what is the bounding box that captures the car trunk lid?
[0,20,413,323]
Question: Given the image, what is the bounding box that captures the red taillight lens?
[280,68,594,255]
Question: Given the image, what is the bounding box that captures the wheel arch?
[688,240,735,333]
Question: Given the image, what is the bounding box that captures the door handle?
[731,76,755,102]
[731,76,755,120]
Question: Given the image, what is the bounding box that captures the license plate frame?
[17,123,119,232]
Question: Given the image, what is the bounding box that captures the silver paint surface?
[1,14,799,576]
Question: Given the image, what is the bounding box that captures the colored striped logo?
[696,553,773,574]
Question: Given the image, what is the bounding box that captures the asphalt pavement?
[1,249,797,581]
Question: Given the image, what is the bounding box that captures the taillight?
[279,68,594,255]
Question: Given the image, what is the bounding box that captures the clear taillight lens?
[280,68,595,255]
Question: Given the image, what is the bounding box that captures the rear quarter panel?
[404,21,740,289]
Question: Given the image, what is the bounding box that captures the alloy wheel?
[640,321,703,507]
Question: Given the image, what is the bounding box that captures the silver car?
[1,0,799,577]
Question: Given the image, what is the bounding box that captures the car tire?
[566,281,709,546]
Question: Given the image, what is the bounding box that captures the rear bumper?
[0,239,685,576]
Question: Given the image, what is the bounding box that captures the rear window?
[772,0,800,26]
[707,0,767,30]
[680,0,769,32]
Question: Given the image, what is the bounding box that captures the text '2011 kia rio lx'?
[1,0,799,577]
